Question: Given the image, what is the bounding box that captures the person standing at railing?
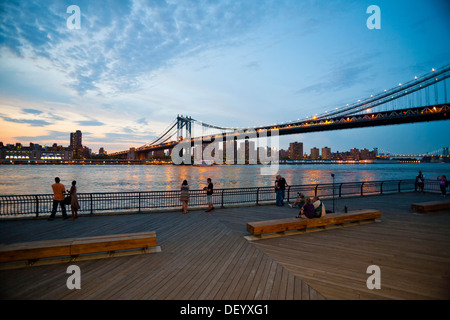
[180,180,190,214]
[438,175,448,197]
[279,175,288,204]
[68,180,80,220]
[48,177,68,221]
[204,178,215,212]
[416,171,425,192]
[275,175,283,206]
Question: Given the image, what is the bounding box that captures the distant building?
[70,130,83,158]
[350,148,360,160]
[0,142,72,160]
[289,142,303,159]
[310,147,320,160]
[322,146,331,160]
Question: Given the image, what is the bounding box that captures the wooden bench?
[246,209,381,240]
[0,231,160,269]
[411,200,450,213]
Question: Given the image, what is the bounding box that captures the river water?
[0,162,449,195]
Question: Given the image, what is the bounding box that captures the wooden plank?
[411,200,450,213]
[247,218,307,235]
[0,239,73,263]
[70,232,157,255]
[246,209,381,237]
[0,232,158,264]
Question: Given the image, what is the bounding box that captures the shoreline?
[2,159,447,166]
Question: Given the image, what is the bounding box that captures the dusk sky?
[0,0,449,154]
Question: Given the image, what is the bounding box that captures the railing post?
[380,181,384,194]
[287,186,291,203]
[339,183,342,197]
[398,180,402,193]
[35,195,39,218]
[256,187,260,206]
[361,182,365,196]
[138,192,141,213]
[90,194,93,214]
[221,189,224,208]
[315,184,318,197]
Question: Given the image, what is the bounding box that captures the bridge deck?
[0,192,449,300]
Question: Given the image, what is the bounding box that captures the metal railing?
[0,179,446,218]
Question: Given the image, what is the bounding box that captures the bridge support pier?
[127,148,136,160]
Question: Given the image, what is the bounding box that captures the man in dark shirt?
[204,178,214,212]
[278,176,288,205]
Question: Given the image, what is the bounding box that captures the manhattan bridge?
[110,64,450,162]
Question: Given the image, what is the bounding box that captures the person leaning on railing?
[48,177,68,221]
[180,180,190,214]
[438,175,448,197]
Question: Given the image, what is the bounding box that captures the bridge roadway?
[0,191,449,300]
[112,104,449,159]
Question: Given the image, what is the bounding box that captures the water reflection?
[0,163,448,195]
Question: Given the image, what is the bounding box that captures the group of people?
[48,171,448,220]
[49,176,214,219]
[275,175,327,219]
[48,177,80,221]
[179,178,214,214]
[416,171,448,197]
[289,193,326,219]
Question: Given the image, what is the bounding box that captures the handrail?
[0,179,446,218]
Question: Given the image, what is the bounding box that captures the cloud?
[0,0,289,96]
[295,61,375,95]
[14,131,69,143]
[22,108,43,115]
[0,115,51,126]
[76,120,104,126]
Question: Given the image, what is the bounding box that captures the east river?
[0,162,449,196]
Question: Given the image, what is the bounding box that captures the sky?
[0,0,449,155]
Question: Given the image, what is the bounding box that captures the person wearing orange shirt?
[48,177,68,220]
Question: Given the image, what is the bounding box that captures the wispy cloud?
[0,116,51,127]
[76,120,104,126]
[295,60,375,95]
[0,0,282,96]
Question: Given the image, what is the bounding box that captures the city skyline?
[1,1,449,154]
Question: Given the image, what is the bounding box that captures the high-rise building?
[322,146,331,159]
[70,130,83,158]
[289,142,303,159]
[70,130,82,149]
[310,147,319,159]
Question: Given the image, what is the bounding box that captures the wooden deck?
[0,192,449,300]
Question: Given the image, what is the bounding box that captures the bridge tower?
[177,115,192,141]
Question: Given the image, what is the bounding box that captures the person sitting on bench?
[296,197,315,219]
[313,196,326,218]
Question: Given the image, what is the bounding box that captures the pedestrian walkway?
[0,192,449,300]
